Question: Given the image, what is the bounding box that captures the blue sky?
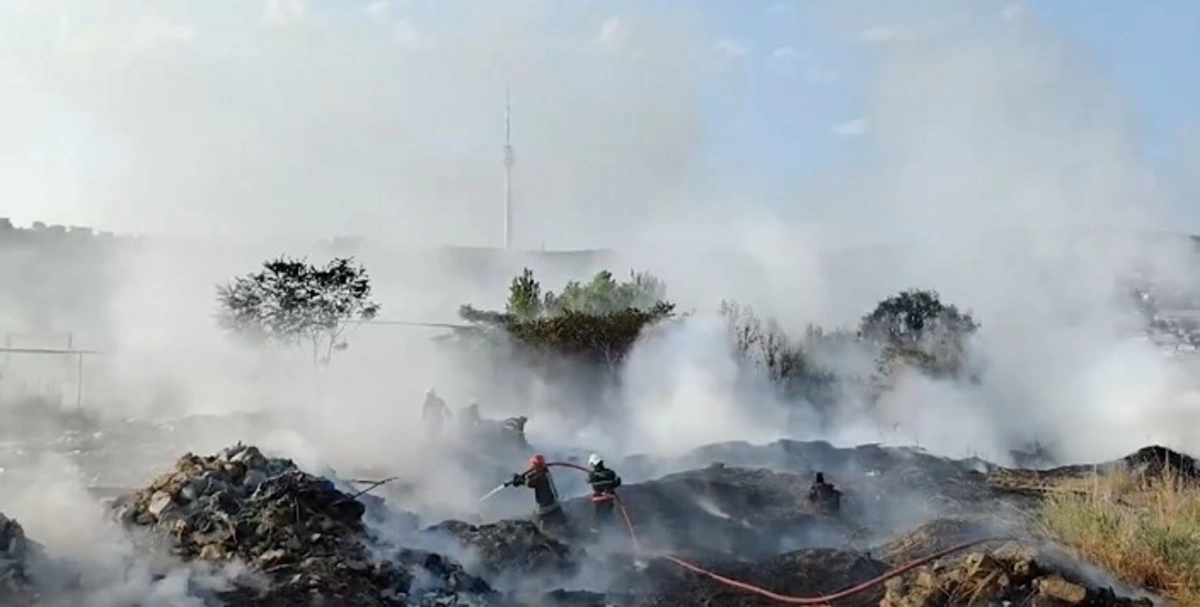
[354,0,1200,217]
[1032,1,1200,167]
[5,1,1200,238]
[699,0,1200,201]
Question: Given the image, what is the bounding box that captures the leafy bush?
[216,256,380,366]
[859,289,978,379]
[718,289,980,405]
[457,268,675,369]
[858,289,979,348]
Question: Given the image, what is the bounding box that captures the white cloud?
[593,16,629,51]
[713,38,749,59]
[831,118,867,137]
[771,46,799,59]
[263,0,308,27]
[392,19,428,49]
[364,1,390,22]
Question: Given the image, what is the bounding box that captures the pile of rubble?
[881,551,1154,607]
[112,443,495,606]
[0,512,37,604]
[426,519,579,579]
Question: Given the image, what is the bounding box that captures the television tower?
[503,87,515,250]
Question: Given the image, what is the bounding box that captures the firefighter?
[508,454,572,537]
[460,401,482,434]
[586,453,622,533]
[422,388,451,435]
[807,471,842,515]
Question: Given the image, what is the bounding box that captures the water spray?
[478,482,509,503]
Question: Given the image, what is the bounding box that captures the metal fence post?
[76,352,84,409]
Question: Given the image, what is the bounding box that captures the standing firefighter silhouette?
[586,453,622,533]
[422,388,451,435]
[807,472,842,515]
[508,454,573,536]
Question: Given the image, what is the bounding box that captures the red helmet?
[529,454,547,471]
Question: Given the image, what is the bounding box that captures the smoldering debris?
[110,443,497,606]
[0,512,38,604]
[424,519,581,580]
[0,440,1181,606]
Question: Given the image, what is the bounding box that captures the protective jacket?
[587,466,622,503]
[423,395,450,424]
[511,468,562,514]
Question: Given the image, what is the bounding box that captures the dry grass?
[1037,468,1200,604]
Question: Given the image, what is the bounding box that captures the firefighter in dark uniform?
[422,388,451,436]
[586,453,622,534]
[807,472,842,515]
[509,454,572,537]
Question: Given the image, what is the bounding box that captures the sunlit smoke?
[0,0,1195,601]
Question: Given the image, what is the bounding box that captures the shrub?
[456,268,675,370]
[1039,470,1200,603]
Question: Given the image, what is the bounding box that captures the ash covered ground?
[0,403,1171,606]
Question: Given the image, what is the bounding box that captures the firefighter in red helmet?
[507,454,572,536]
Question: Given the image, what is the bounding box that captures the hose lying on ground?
[544,460,1015,606]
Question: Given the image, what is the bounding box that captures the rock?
[1038,575,1087,603]
[880,552,1151,607]
[147,490,174,518]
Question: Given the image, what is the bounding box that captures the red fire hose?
[542,460,1013,606]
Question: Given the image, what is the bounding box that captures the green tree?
[859,289,978,380]
[457,268,675,369]
[506,268,545,321]
[216,256,380,366]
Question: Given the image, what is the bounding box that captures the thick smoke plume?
[0,0,1197,601]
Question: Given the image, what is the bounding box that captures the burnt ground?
[5,430,1184,605]
[401,440,1182,606]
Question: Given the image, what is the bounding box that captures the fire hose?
[528,460,1016,606]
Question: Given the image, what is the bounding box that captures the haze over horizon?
[2,0,1199,250]
[1,0,1200,475]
